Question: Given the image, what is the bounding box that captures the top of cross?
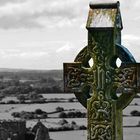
[86,0,122,29]
[90,0,119,8]
[90,0,118,4]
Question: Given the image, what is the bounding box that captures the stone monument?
[64,1,140,140]
[32,120,50,140]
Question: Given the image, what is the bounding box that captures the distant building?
[0,120,51,140]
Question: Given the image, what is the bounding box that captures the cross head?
[64,1,140,140]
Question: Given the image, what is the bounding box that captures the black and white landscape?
[0,69,139,140]
[0,0,140,140]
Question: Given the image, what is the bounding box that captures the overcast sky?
[0,0,140,70]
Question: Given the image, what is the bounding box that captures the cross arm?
[63,62,93,93]
[114,63,140,109]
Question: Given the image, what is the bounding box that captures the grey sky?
[0,0,139,70]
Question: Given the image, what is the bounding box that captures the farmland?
[0,69,140,139]
[0,94,140,139]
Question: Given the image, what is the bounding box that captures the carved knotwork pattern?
[63,4,137,140]
[67,66,94,88]
[90,124,112,140]
[88,92,112,140]
[89,41,105,68]
[87,34,113,139]
[114,67,136,89]
[89,93,112,122]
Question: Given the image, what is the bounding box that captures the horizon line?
[0,67,63,71]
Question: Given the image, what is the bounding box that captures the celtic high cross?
[64,1,140,140]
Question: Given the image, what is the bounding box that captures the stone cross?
[64,1,140,140]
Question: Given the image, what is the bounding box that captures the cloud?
[122,34,140,42]
[0,0,88,29]
[0,0,139,30]
[0,40,83,69]
[19,52,48,58]
[0,1,45,29]
[122,34,140,62]
[132,1,140,9]
[122,34,140,47]
[56,42,74,53]
[0,49,48,59]
[0,0,25,6]
[0,15,43,29]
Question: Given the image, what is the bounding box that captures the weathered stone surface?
[0,120,26,140]
[64,1,139,140]
[32,121,50,140]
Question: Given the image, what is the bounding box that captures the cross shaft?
[64,1,139,140]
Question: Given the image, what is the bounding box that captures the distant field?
[0,68,64,95]
[50,130,87,140]
[42,93,75,99]
[0,68,140,139]
[0,93,140,140]
[0,102,86,119]
[0,68,63,80]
